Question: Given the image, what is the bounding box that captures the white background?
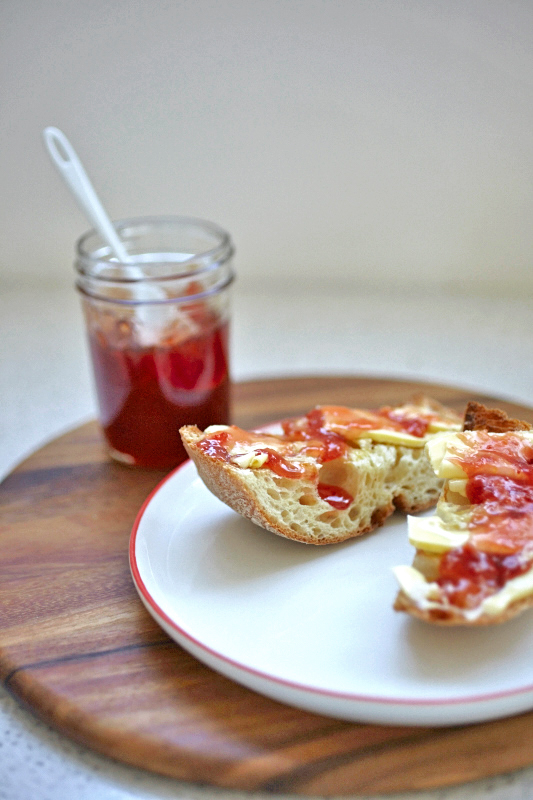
[2,0,533,294]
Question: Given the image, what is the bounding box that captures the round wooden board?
[2,376,533,796]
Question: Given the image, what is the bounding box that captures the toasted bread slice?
[180,397,461,545]
[394,404,533,625]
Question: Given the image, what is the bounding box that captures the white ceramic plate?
[130,459,533,727]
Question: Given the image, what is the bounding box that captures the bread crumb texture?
[180,396,458,545]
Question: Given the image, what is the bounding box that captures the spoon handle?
[43,126,129,262]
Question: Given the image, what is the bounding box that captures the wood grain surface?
[2,376,533,796]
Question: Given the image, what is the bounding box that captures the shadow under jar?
[76,216,235,469]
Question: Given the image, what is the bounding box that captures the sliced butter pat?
[427,420,462,433]
[231,450,269,469]
[365,428,427,448]
[203,425,230,434]
[478,568,533,617]
[447,479,468,497]
[424,433,451,472]
[408,514,470,553]
[425,433,468,479]
[393,565,433,603]
[438,459,467,480]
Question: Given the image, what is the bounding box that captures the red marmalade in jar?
[88,316,230,469]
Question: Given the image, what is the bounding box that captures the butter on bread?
[394,402,533,625]
[180,396,461,545]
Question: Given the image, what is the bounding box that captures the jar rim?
[75,215,234,283]
[76,269,235,305]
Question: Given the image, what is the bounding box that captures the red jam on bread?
[197,402,460,509]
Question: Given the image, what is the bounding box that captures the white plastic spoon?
[42,126,197,342]
[43,126,131,263]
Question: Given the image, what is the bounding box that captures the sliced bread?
[180,396,461,545]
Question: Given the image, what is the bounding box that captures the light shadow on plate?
[397,609,533,686]
[199,509,357,588]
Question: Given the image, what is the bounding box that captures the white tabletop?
[1,282,533,800]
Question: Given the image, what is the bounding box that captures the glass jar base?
[107,446,137,466]
[106,443,188,470]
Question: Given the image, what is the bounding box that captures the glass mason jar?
[75,216,235,470]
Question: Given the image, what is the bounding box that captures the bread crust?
[393,587,533,626]
[463,401,532,433]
